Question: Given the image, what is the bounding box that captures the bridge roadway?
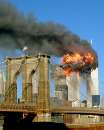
[0,104,104,115]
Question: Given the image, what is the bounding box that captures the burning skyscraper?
[51,64,68,101]
[86,68,100,107]
[66,73,80,107]
[61,45,99,107]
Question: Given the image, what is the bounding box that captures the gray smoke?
[0,1,98,68]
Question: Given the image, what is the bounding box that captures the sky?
[2,0,104,97]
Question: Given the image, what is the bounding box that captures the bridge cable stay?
[24,58,41,98]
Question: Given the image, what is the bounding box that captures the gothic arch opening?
[31,69,39,104]
[16,72,23,103]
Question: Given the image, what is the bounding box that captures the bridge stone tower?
[4,56,39,104]
[4,54,51,121]
[36,54,51,122]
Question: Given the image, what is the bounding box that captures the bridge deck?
[0,104,104,115]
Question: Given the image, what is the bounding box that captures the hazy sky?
[6,0,104,97]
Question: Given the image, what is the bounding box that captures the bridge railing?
[0,103,37,112]
[51,113,104,125]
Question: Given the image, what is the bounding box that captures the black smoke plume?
[0,1,98,69]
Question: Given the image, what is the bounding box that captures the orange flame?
[63,67,73,76]
[62,53,83,64]
[62,52,94,76]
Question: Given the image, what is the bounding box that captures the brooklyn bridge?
[0,54,103,130]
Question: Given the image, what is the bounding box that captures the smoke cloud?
[0,1,98,68]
